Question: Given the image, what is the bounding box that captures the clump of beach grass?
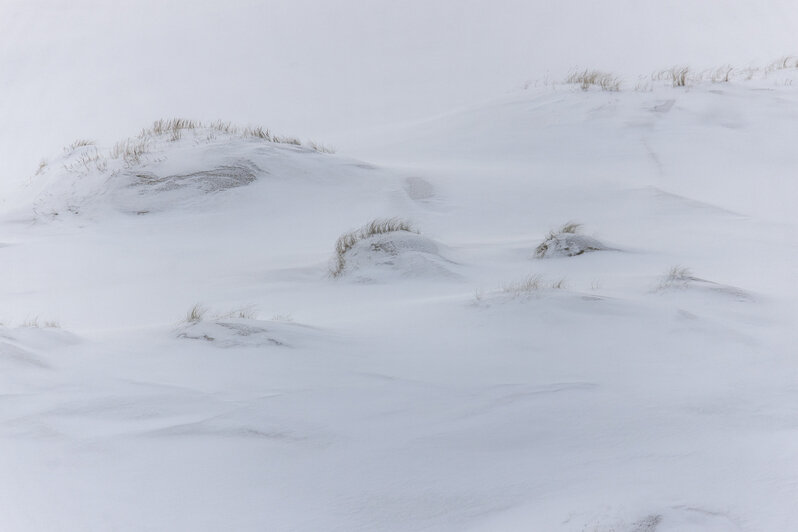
[566,70,621,91]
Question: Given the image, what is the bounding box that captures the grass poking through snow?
[535,221,582,258]
[331,218,418,277]
[658,265,694,290]
[566,70,621,91]
[185,304,208,324]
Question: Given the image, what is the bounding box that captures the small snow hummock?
[331,218,456,281]
[535,222,610,258]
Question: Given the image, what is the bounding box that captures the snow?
[3,2,798,531]
[335,231,458,281]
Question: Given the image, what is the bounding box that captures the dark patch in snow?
[133,162,259,194]
[631,514,662,531]
[176,318,325,349]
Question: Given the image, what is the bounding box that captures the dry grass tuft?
[566,70,621,91]
[35,159,48,175]
[185,304,207,324]
[308,141,336,154]
[42,118,336,178]
[672,67,689,87]
[65,139,95,153]
[272,134,301,145]
[217,306,258,320]
[64,148,108,174]
[535,222,582,258]
[709,65,734,83]
[149,118,200,136]
[665,265,692,281]
[207,120,235,134]
[503,274,542,295]
[658,265,695,290]
[110,137,150,165]
[499,275,568,299]
[128,118,274,145]
[559,222,581,234]
[243,126,272,140]
[137,118,312,148]
[331,217,418,277]
[654,66,690,87]
[21,317,60,328]
[770,56,798,71]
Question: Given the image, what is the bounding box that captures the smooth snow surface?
[3,4,798,531]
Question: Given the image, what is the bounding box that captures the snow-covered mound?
[331,218,457,281]
[4,72,798,532]
[339,232,454,281]
[26,120,359,221]
[535,223,611,258]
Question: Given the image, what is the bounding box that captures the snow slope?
[1,72,798,531]
[3,0,798,192]
[3,2,798,531]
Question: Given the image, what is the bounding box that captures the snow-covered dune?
[3,2,798,531]
[0,75,796,531]
[3,0,798,191]
[24,121,383,221]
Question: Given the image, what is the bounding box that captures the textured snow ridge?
[177,318,323,349]
[134,163,258,194]
[0,326,80,395]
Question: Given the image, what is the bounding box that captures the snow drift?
[27,121,345,220]
[2,52,798,532]
[534,224,611,258]
[330,218,457,281]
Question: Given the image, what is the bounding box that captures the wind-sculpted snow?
[535,232,611,258]
[177,317,325,349]
[0,326,79,399]
[25,126,404,222]
[335,231,459,282]
[1,78,798,532]
[0,342,49,370]
[134,163,258,193]
[657,268,756,302]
